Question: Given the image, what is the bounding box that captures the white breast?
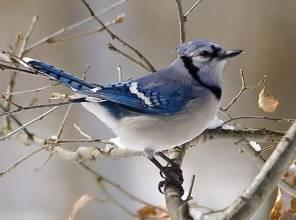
[115,91,219,150]
[80,89,219,151]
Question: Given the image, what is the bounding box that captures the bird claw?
[158,165,184,196]
[149,154,184,196]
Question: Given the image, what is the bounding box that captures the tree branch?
[175,0,186,43]
[184,0,203,21]
[23,0,127,54]
[80,0,156,72]
[164,146,192,220]
[222,121,296,220]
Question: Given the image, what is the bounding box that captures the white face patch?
[191,55,210,66]
[129,82,152,106]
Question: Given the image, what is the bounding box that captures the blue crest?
[175,40,220,56]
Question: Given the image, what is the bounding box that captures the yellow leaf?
[258,87,279,112]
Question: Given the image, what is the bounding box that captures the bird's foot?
[149,153,184,196]
[158,165,184,196]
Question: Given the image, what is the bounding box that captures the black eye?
[199,51,211,57]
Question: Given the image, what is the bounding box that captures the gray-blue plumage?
[23,40,242,150]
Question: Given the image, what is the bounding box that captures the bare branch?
[74,123,93,140]
[0,146,47,177]
[221,70,266,112]
[0,62,38,75]
[4,16,39,129]
[56,104,73,139]
[23,0,127,54]
[238,143,296,198]
[0,100,72,117]
[174,0,186,43]
[17,15,39,57]
[184,0,203,21]
[222,115,295,125]
[222,121,296,219]
[108,43,151,71]
[54,146,142,161]
[0,103,34,140]
[2,83,59,96]
[164,146,191,220]
[47,15,125,45]
[78,162,162,210]
[185,175,196,202]
[80,0,156,72]
[0,106,60,141]
[98,181,136,217]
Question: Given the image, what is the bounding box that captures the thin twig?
[221,70,266,112]
[4,16,39,129]
[185,175,196,201]
[4,34,23,130]
[78,162,162,210]
[34,152,54,172]
[55,138,111,144]
[108,43,150,71]
[23,0,127,54]
[184,0,203,21]
[48,15,125,45]
[56,104,72,139]
[0,100,72,117]
[0,103,34,140]
[2,94,24,109]
[0,146,47,177]
[2,83,59,96]
[18,15,39,57]
[0,62,38,75]
[175,0,186,43]
[222,121,296,219]
[74,123,93,140]
[0,106,60,141]
[164,146,191,220]
[238,143,296,198]
[222,116,295,126]
[98,181,136,217]
[80,0,156,72]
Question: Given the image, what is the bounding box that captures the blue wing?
[24,58,195,115]
[95,81,176,115]
[92,75,196,115]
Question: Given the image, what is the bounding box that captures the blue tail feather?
[24,58,99,92]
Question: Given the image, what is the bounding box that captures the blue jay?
[22,40,242,193]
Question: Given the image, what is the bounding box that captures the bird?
[21,40,242,193]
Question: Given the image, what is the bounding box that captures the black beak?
[218,49,243,60]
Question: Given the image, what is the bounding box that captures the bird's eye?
[199,51,211,57]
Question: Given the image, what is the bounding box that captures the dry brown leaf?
[135,205,170,220]
[270,161,296,220]
[68,194,95,220]
[258,87,279,112]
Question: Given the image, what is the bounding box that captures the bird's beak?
[218,49,243,60]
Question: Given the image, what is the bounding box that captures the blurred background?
[0,0,295,219]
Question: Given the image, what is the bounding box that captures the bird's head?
[176,40,242,71]
[175,40,242,92]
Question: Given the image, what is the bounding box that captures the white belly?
[117,96,218,150]
[81,92,219,151]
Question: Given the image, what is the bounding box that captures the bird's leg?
[157,151,178,167]
[145,148,184,195]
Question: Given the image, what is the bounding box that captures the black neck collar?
[180,56,222,100]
